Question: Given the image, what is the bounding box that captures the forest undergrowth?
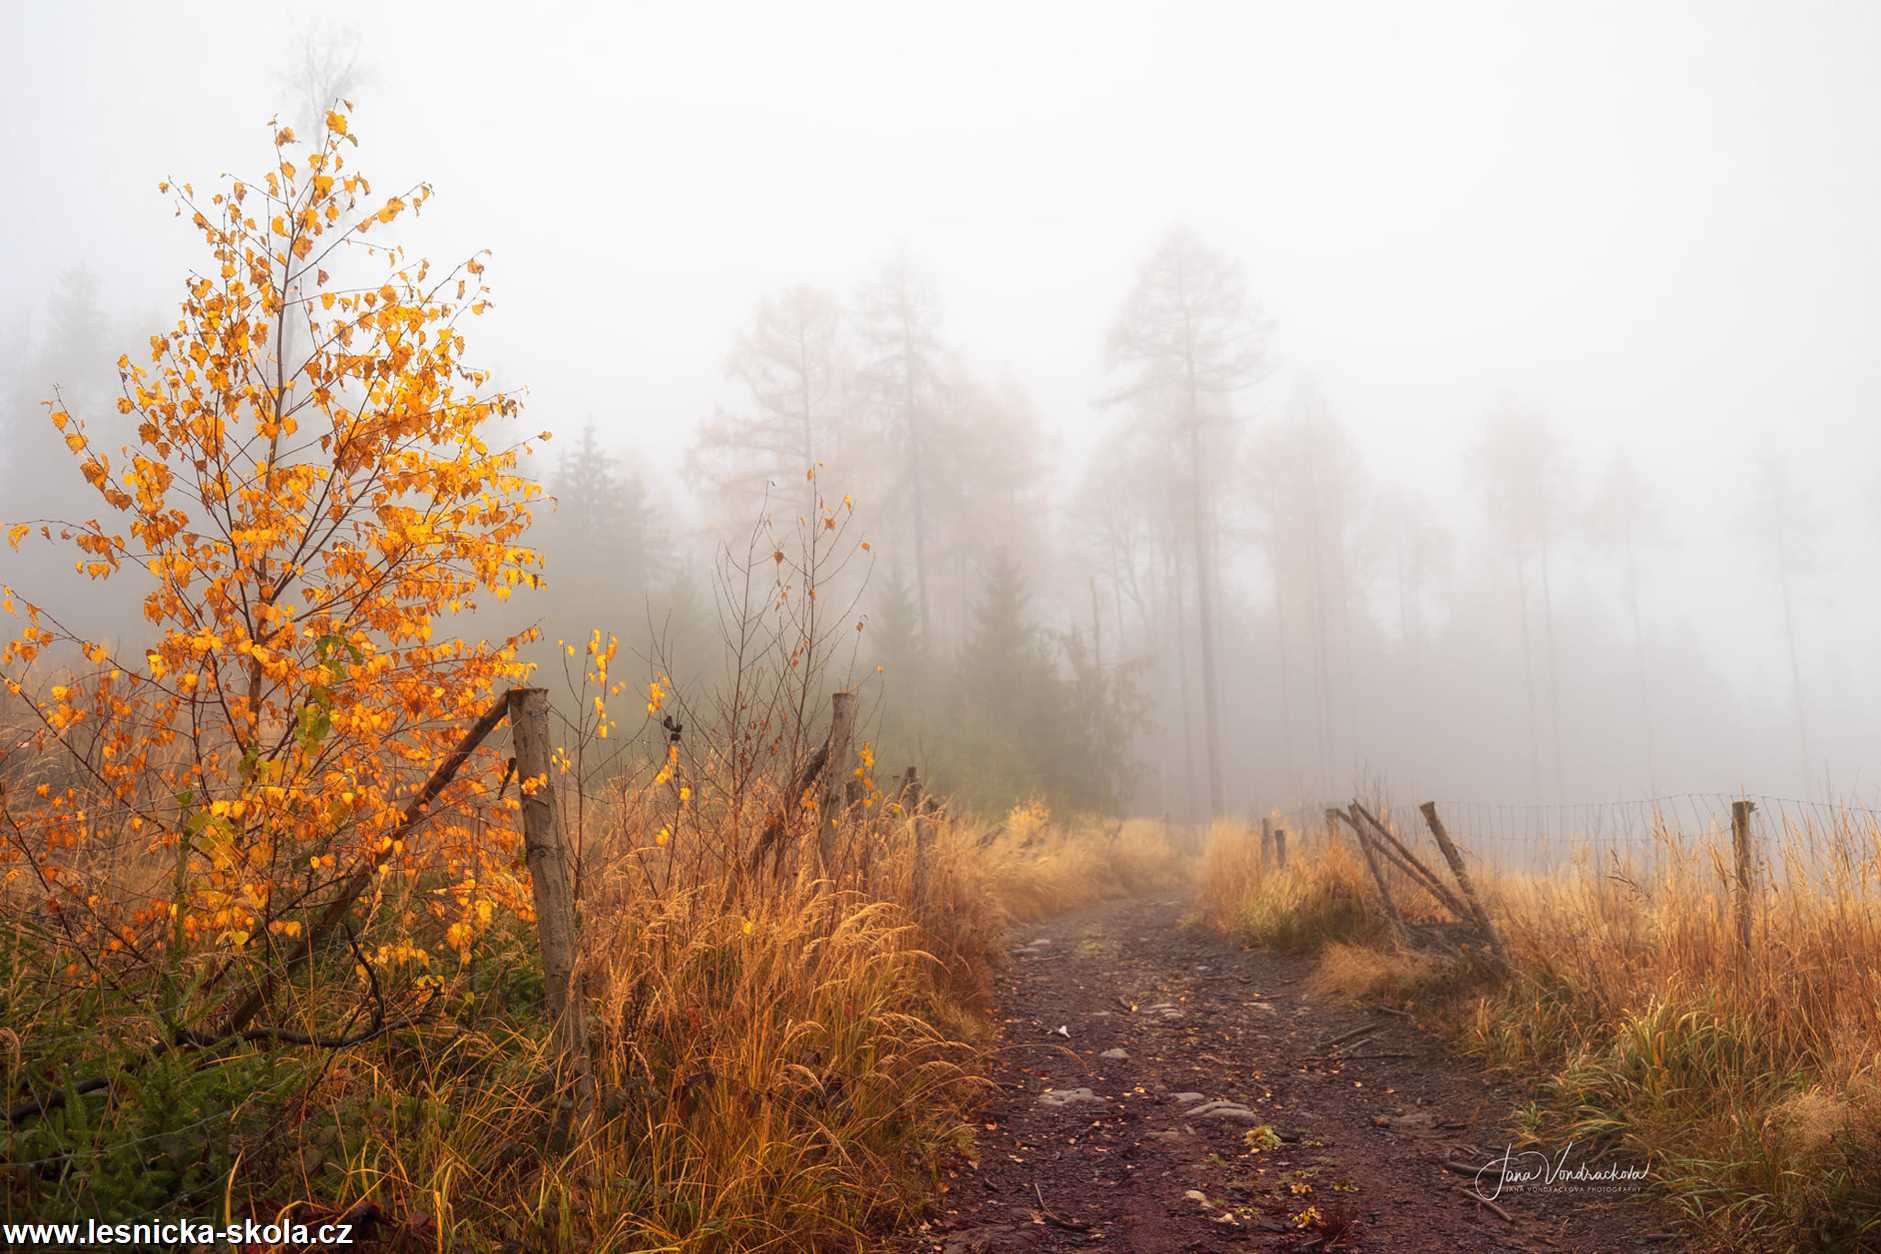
[1198,810,1881,1252]
[0,109,1195,1251]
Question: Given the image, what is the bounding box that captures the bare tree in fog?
[1750,453,1821,795]
[1364,484,1451,679]
[1072,423,1161,645]
[693,285,849,524]
[928,367,1047,645]
[281,22,368,137]
[1475,406,1571,803]
[1105,228,1269,822]
[1586,453,1664,794]
[1246,393,1366,798]
[856,252,945,641]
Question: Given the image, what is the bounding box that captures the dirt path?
[909,895,1686,1254]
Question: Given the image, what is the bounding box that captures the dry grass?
[1200,809,1881,1251]
[1303,940,1441,1003]
[970,803,1192,922]
[1195,821,1383,952]
[299,798,1189,1249]
[1,767,1185,1250]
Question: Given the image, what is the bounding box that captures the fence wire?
[1296,791,1881,876]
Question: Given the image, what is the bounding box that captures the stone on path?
[1037,1086,1104,1108]
[1099,1047,1129,1060]
[1187,1099,1261,1123]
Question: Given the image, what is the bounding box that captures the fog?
[5,1,1880,818]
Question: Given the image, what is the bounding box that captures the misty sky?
[5,1,1880,793]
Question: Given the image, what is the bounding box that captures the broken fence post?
[1351,801,1473,922]
[904,767,931,905]
[507,686,595,1114]
[1417,801,1508,966]
[817,691,856,880]
[1731,799,1757,952]
[1348,803,1410,945]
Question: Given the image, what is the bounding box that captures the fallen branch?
[1033,1181,1092,1232]
[215,696,512,1036]
[1473,1194,1516,1224]
[1315,1022,1383,1052]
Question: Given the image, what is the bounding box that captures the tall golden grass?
[1198,808,1881,1251]
[1,757,1186,1249]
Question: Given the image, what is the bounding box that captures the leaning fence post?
[1349,803,1410,944]
[1731,799,1757,951]
[508,687,594,1114]
[1418,801,1507,966]
[817,691,856,879]
[904,767,931,905]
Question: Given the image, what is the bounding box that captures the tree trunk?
[1538,535,1566,802]
[902,319,932,641]
[1775,525,1812,796]
[1305,465,1335,797]
[1623,530,1659,795]
[1187,420,1226,821]
[1167,533,1200,825]
[1513,552,1543,803]
[1270,538,1295,788]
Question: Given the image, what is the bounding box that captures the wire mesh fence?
[1284,791,1881,880]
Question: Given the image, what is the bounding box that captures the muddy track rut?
[907,896,1688,1254]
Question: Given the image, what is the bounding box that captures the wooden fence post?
[1349,803,1410,944]
[817,691,856,880]
[1732,799,1757,951]
[1418,801,1507,966]
[507,687,594,1112]
[1352,801,1473,922]
[1273,827,1288,867]
[905,767,933,907]
[1260,816,1274,867]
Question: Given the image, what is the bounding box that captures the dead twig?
[1033,1181,1092,1232]
[1473,1195,1516,1224]
[1315,1022,1382,1052]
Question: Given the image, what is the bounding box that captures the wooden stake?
[1273,827,1288,867]
[1349,803,1409,944]
[1260,816,1274,867]
[1731,799,1757,951]
[818,691,856,880]
[904,767,931,906]
[1351,801,1472,921]
[508,687,594,1112]
[1418,801,1507,965]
